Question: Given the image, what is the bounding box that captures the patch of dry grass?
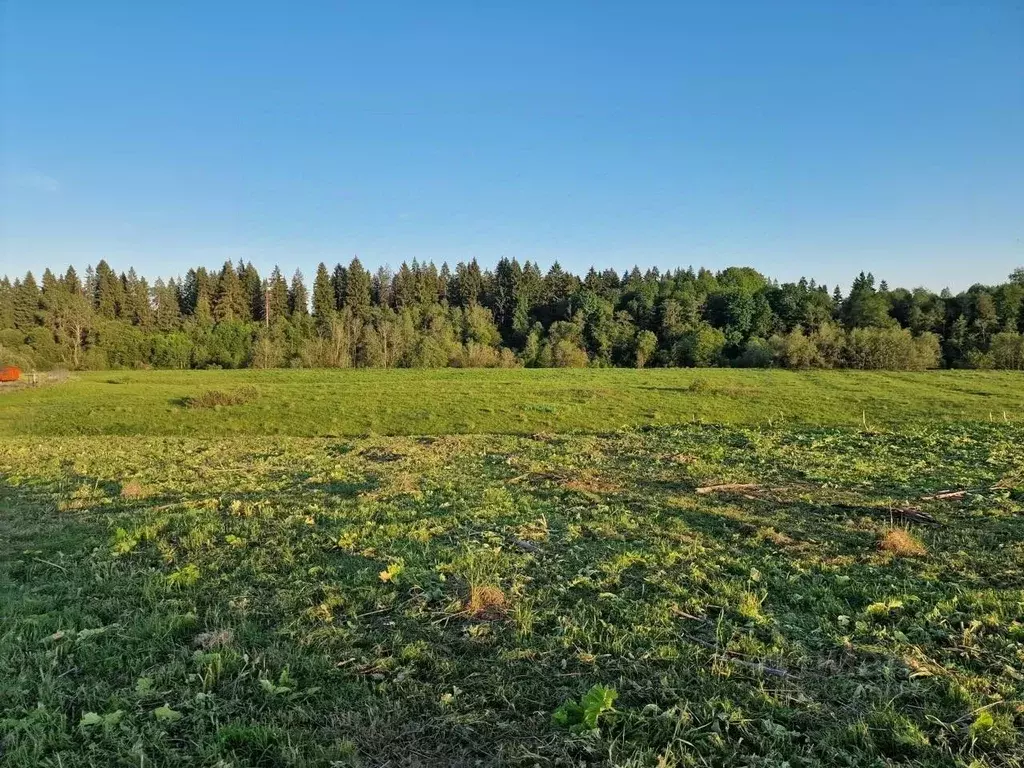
[879,527,927,557]
[467,585,507,619]
[120,481,147,499]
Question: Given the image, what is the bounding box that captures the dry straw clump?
[468,585,508,619]
[879,528,927,557]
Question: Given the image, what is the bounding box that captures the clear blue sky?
[2,1,1021,291]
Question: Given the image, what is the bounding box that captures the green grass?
[0,368,1022,436]
[1,371,1022,766]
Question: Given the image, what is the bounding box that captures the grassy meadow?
[0,368,1022,436]
[1,370,1023,766]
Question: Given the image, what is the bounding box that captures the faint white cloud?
[13,171,62,193]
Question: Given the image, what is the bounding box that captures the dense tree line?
[1,258,1023,371]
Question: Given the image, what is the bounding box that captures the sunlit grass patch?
[0,420,1020,766]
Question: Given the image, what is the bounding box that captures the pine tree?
[152,278,182,331]
[190,268,214,325]
[84,265,97,302]
[94,260,123,319]
[39,269,62,327]
[345,257,372,319]
[394,263,416,308]
[0,277,14,329]
[13,271,41,329]
[493,257,523,330]
[239,261,262,322]
[373,266,394,308]
[331,264,348,311]
[454,259,483,307]
[134,275,152,326]
[289,270,309,316]
[213,261,248,322]
[438,263,451,303]
[194,290,213,326]
[41,268,59,296]
[63,266,81,295]
[121,268,152,325]
[312,262,335,331]
[267,266,290,321]
[417,261,440,305]
[181,269,200,316]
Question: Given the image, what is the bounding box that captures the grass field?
[0,368,1022,436]
[1,371,1023,767]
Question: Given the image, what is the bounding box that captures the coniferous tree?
[453,259,483,307]
[213,261,248,322]
[121,268,152,326]
[312,262,335,331]
[289,270,309,316]
[331,264,348,311]
[13,271,41,330]
[63,265,82,295]
[239,262,262,322]
[152,278,182,331]
[0,277,15,329]
[394,262,416,308]
[192,268,214,326]
[265,266,290,322]
[93,260,123,319]
[841,273,891,329]
[3,257,1024,371]
[373,266,394,308]
[345,257,372,319]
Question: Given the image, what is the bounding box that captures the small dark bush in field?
[185,386,259,409]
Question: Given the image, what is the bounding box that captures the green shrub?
[673,324,726,367]
[738,337,773,367]
[769,328,820,368]
[990,332,1024,369]
[846,327,939,370]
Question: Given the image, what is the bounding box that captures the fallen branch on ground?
[695,483,762,495]
[918,480,1016,501]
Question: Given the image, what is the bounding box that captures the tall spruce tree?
[213,261,248,322]
[331,264,348,311]
[289,270,309,316]
[345,257,372,319]
[13,271,41,330]
[267,266,290,321]
[0,277,15,329]
[239,261,262,322]
[312,262,335,331]
[62,265,82,295]
[94,260,123,319]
